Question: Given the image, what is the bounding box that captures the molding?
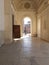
[4,39,13,44]
[40,38,49,42]
[12,0,44,12]
[11,4,16,13]
[37,0,49,14]
[11,0,16,11]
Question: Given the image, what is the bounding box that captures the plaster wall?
[37,4,49,41]
[14,11,37,37]
[0,0,4,46]
[4,0,16,43]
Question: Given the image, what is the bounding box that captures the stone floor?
[0,36,49,65]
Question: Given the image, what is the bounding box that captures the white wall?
[0,0,4,46]
[4,0,16,43]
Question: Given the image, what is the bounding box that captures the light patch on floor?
[14,33,31,41]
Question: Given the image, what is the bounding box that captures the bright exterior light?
[24,17,31,24]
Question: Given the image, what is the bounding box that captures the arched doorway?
[23,17,31,37]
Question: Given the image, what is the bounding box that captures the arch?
[24,17,31,24]
[22,16,32,37]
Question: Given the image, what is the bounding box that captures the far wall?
[14,11,37,37]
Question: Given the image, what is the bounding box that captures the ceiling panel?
[12,0,44,11]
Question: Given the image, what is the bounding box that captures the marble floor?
[0,36,49,65]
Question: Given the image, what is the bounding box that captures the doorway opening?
[23,17,31,37]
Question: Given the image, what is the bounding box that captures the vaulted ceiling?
[12,0,44,11]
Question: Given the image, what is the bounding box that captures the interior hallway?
[0,0,49,65]
[0,37,49,65]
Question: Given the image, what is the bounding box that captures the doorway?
[23,17,31,37]
[12,15,20,39]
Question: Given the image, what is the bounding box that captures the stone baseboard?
[32,34,37,37]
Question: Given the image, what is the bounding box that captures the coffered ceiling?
[12,0,44,11]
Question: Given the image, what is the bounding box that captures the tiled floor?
[0,36,49,65]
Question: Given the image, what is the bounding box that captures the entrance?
[23,17,31,37]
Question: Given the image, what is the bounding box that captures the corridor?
[0,0,49,65]
[0,37,49,65]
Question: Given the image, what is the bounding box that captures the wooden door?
[13,25,20,38]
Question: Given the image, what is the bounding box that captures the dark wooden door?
[13,25,20,38]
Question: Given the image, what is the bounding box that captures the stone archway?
[23,17,31,36]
